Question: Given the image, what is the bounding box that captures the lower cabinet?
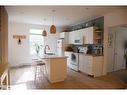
[79,54,103,77]
[65,51,72,68]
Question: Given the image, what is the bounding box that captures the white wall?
[8,22,62,67]
[107,27,127,72]
[44,31,59,54]
[103,9,127,75]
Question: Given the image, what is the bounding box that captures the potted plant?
[34,43,43,56]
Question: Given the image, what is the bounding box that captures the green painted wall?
[66,16,104,32]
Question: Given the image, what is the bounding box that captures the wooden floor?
[9,66,127,89]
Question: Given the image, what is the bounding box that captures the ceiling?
[5,6,127,27]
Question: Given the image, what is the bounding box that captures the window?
[29,29,44,55]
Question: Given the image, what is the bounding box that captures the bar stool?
[32,59,46,81]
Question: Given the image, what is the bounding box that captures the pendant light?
[42,18,47,36]
[42,29,47,36]
[50,10,56,34]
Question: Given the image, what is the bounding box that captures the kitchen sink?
[46,53,55,55]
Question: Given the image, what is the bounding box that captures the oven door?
[71,53,78,65]
[70,53,79,71]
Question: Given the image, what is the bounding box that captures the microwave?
[74,37,84,45]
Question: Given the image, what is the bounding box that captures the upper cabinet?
[82,27,93,44]
[68,26,103,45]
[69,31,76,44]
[69,30,84,45]
[59,32,66,38]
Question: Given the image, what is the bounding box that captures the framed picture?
[108,33,113,48]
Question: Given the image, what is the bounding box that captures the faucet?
[44,45,50,54]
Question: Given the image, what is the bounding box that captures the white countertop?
[40,54,68,59]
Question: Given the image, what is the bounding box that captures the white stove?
[70,53,79,71]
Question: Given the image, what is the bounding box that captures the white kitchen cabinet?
[69,27,94,44]
[79,54,103,77]
[82,27,94,44]
[59,32,65,38]
[65,51,72,67]
[69,27,103,45]
[59,32,69,39]
[69,30,84,44]
[86,27,94,44]
[83,26,103,44]
[79,53,85,72]
[69,31,75,44]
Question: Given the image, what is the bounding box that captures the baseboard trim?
[10,64,32,68]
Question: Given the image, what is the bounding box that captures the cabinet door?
[79,54,94,75]
[59,32,64,38]
[93,56,103,77]
[75,30,81,38]
[79,54,84,72]
[79,54,88,73]
[65,52,72,67]
[69,30,82,44]
[78,29,85,44]
[69,31,75,44]
[86,56,93,75]
[82,29,87,44]
[83,27,93,44]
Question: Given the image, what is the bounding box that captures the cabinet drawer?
[87,56,93,59]
[87,64,93,68]
[87,60,93,64]
[86,68,93,75]
[87,61,93,67]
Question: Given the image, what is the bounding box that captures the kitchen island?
[41,55,67,83]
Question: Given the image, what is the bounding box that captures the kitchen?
[60,19,104,77]
[1,6,127,89]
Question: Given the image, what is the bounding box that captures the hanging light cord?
[52,10,55,25]
[43,18,46,30]
[42,18,47,36]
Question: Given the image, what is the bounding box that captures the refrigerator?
[57,39,65,56]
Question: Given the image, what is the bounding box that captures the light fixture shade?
[50,25,56,33]
[42,29,47,36]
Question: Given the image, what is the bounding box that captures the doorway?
[107,25,127,72]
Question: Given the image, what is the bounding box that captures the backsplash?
[65,44,103,56]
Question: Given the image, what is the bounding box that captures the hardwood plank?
[9,66,127,89]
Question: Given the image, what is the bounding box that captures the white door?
[108,26,127,72]
[114,29,127,71]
